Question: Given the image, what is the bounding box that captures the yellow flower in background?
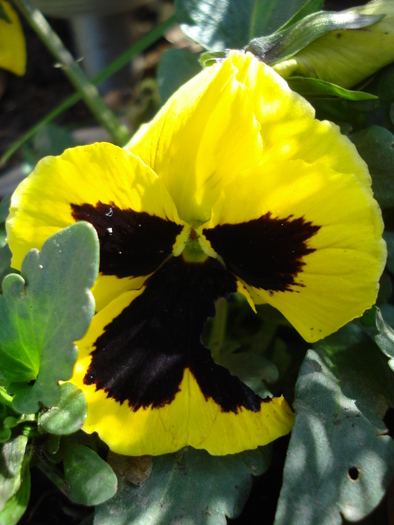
[6,51,385,456]
[273,0,394,89]
[0,0,26,76]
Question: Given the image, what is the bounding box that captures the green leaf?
[246,12,384,65]
[367,62,394,104]
[0,3,11,23]
[360,307,394,372]
[199,51,227,68]
[0,244,13,289]
[216,346,277,398]
[157,49,202,104]
[350,126,394,210]
[287,77,379,101]
[39,383,87,435]
[45,434,61,457]
[32,123,76,162]
[275,338,394,525]
[0,428,12,444]
[0,222,99,414]
[0,467,30,525]
[0,435,28,511]
[175,0,307,51]
[377,271,393,305]
[0,195,13,276]
[95,446,271,525]
[63,443,117,506]
[0,196,11,226]
[384,231,394,274]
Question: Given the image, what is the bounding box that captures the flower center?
[182,229,209,263]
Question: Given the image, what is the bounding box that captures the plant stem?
[37,457,69,498]
[0,14,176,166]
[208,298,228,358]
[0,386,13,407]
[11,0,130,146]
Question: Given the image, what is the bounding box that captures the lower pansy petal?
[203,159,386,342]
[71,255,294,455]
[6,143,185,310]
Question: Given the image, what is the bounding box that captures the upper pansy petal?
[203,158,386,342]
[230,51,371,187]
[6,143,185,310]
[127,53,263,224]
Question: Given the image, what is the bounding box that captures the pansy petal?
[203,159,386,342]
[229,51,371,187]
[128,54,263,224]
[6,143,185,310]
[0,0,26,76]
[70,255,294,455]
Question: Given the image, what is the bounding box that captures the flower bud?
[273,0,394,89]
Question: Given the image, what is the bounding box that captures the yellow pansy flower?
[6,51,386,456]
[0,0,26,76]
[273,0,394,89]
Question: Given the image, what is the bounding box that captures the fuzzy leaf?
[0,435,28,511]
[95,446,271,525]
[0,222,99,414]
[175,0,307,51]
[63,443,117,506]
[0,467,30,525]
[157,49,202,104]
[350,126,394,210]
[39,383,87,435]
[275,335,394,525]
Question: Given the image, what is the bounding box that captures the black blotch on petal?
[383,407,394,439]
[84,256,263,413]
[203,213,320,292]
[71,201,183,278]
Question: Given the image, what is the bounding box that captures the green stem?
[11,0,130,146]
[1,14,176,166]
[208,298,228,358]
[37,457,69,497]
[0,386,13,407]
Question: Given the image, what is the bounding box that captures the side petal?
[230,51,371,187]
[127,53,263,224]
[6,143,185,310]
[70,255,294,455]
[0,0,26,76]
[202,159,386,342]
